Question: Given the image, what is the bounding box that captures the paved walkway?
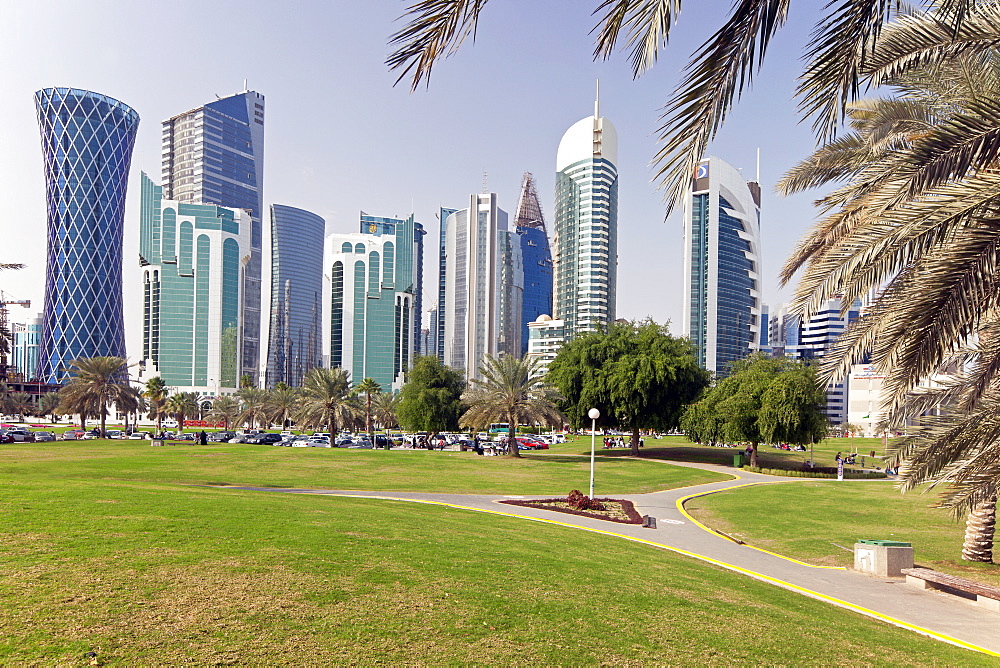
[215,461,1000,657]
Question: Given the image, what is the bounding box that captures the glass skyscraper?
[324,213,420,390]
[682,156,763,376]
[35,88,139,383]
[138,173,250,392]
[554,95,618,339]
[436,206,458,360]
[514,172,553,355]
[161,90,264,383]
[265,205,325,388]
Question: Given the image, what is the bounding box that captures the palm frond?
[651,0,789,212]
[386,0,489,91]
[592,0,681,76]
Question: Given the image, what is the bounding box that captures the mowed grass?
[1,478,993,665]
[553,434,892,471]
[0,440,727,495]
[685,480,1000,587]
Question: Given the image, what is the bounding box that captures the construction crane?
[0,291,31,380]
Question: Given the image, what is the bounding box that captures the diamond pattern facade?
[35,88,139,383]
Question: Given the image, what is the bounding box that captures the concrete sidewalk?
[218,462,1000,657]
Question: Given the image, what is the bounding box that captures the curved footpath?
[216,461,1000,657]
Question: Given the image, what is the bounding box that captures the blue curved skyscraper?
[514,172,553,355]
[265,204,326,387]
[35,88,139,383]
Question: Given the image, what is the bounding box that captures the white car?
[128,432,150,440]
[308,436,332,448]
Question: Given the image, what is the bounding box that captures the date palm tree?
[779,11,1000,562]
[143,376,169,434]
[386,1,970,209]
[7,392,34,422]
[60,357,140,438]
[372,391,400,431]
[266,384,301,430]
[354,377,382,443]
[39,392,60,423]
[207,396,241,431]
[295,367,361,436]
[460,354,564,458]
[236,387,269,430]
[164,393,198,434]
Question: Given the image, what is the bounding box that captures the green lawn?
[0,476,992,665]
[0,440,727,496]
[685,480,1000,587]
[549,434,892,472]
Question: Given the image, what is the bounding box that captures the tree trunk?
[508,412,520,458]
[962,495,997,563]
[749,442,759,468]
[630,425,641,456]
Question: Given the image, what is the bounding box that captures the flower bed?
[500,494,644,525]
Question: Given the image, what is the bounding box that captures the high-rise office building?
[35,88,139,383]
[436,206,458,360]
[515,172,553,355]
[553,91,618,339]
[138,173,251,393]
[497,228,524,357]
[682,156,763,376]
[12,315,43,381]
[161,89,264,382]
[264,205,325,388]
[442,194,520,380]
[413,221,427,355]
[426,307,439,358]
[323,213,419,390]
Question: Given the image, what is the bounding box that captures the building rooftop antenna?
[756,147,761,183]
[482,170,488,194]
[594,79,600,119]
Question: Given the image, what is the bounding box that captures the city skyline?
[0,2,832,369]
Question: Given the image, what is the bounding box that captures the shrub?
[566,489,605,511]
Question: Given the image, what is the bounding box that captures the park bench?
[901,567,1000,612]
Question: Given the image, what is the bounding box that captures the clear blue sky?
[0,0,829,355]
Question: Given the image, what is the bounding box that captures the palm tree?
[266,384,301,430]
[385,2,970,210]
[372,391,400,431]
[7,392,34,422]
[60,357,140,437]
[295,367,361,436]
[460,354,564,458]
[236,387,269,430]
[143,376,169,434]
[207,396,241,431]
[39,392,60,423]
[164,393,198,434]
[354,377,382,443]
[778,15,1000,561]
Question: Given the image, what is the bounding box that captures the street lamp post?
[588,408,600,498]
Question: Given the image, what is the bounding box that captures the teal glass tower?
[325,213,420,390]
[138,173,251,392]
[35,88,139,383]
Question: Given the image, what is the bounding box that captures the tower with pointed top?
[514,173,553,355]
[553,86,618,339]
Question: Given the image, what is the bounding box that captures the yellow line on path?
[319,491,999,658]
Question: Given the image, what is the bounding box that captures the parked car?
[291,438,311,448]
[249,433,282,445]
[105,430,124,439]
[208,431,236,442]
[128,432,150,440]
[62,429,85,441]
[308,436,332,448]
[348,438,373,449]
[33,431,55,442]
[6,428,35,442]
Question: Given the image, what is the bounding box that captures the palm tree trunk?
[508,412,520,458]
[962,495,997,563]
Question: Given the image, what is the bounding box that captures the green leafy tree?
[460,354,565,459]
[354,377,382,442]
[164,393,199,434]
[207,396,242,431]
[143,376,169,434]
[59,357,140,437]
[548,319,710,455]
[397,355,465,436]
[295,367,361,435]
[682,354,826,466]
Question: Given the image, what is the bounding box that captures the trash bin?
[733,452,744,468]
[855,539,913,576]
